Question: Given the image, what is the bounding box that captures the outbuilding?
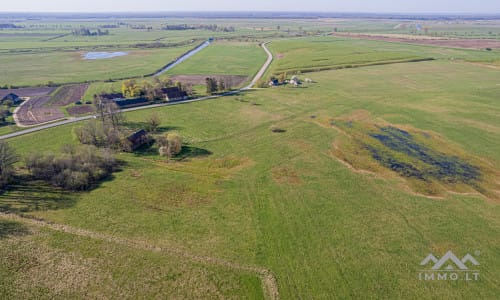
[1,93,22,105]
[162,87,188,102]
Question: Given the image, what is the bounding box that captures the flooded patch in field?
[328,113,500,200]
[83,52,128,60]
[368,127,480,184]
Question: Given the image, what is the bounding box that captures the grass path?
[0,212,279,300]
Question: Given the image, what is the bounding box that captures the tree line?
[205,77,231,95]
[71,27,110,36]
[119,77,193,100]
[162,24,235,32]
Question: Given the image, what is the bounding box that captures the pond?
[83,51,128,60]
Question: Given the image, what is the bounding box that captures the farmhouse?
[127,129,150,150]
[1,93,22,105]
[162,87,188,102]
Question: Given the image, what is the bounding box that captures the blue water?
[83,52,128,60]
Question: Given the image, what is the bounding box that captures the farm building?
[162,87,188,102]
[114,98,150,109]
[101,93,125,101]
[127,129,150,150]
[1,93,22,105]
[268,79,279,87]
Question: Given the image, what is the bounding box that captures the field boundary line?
[0,212,279,300]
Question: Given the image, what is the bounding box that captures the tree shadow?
[133,143,213,161]
[132,142,158,158]
[123,121,182,134]
[0,178,77,214]
[0,219,29,239]
[177,145,213,161]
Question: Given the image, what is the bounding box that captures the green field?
[3,55,500,298]
[267,36,500,75]
[1,16,500,299]
[0,45,195,86]
[0,220,263,299]
[166,42,267,76]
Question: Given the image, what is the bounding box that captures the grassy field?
[0,45,195,87]
[2,14,500,298]
[267,36,500,75]
[0,220,263,299]
[165,42,267,77]
[2,50,500,299]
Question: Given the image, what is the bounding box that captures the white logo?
[419,251,480,281]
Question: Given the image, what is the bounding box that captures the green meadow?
[2,46,500,299]
[0,21,500,299]
[166,42,267,76]
[267,36,500,75]
[0,45,195,86]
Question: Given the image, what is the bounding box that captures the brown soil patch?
[49,84,89,107]
[130,170,142,178]
[272,166,301,185]
[0,87,55,99]
[333,32,500,49]
[169,75,248,87]
[16,105,65,126]
[67,105,96,116]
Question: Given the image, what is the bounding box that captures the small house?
[162,87,188,102]
[268,79,279,87]
[127,129,149,150]
[1,93,22,105]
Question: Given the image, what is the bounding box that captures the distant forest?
[71,27,110,36]
[162,24,235,32]
[0,23,23,29]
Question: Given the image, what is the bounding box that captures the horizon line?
[1,11,500,16]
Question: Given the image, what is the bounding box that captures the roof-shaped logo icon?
[420,251,479,270]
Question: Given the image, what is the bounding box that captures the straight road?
[0,42,273,140]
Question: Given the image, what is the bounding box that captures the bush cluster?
[25,145,117,191]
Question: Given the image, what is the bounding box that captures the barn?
[162,87,188,102]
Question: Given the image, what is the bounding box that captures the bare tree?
[104,102,125,131]
[146,113,162,133]
[74,119,106,147]
[157,133,183,161]
[0,141,18,188]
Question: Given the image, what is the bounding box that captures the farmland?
[0,46,195,87]
[267,36,500,75]
[1,13,500,300]
[165,42,267,77]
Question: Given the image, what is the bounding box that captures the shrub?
[25,145,118,191]
[157,133,183,160]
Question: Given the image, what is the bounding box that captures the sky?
[0,0,499,14]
